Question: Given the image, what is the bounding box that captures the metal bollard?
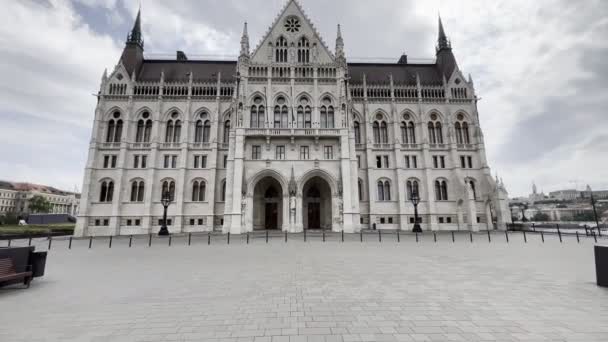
[247,232,250,244]
[541,231,545,243]
[469,231,473,243]
[378,230,381,242]
[323,229,326,242]
[285,231,287,243]
[168,235,172,246]
[593,232,597,243]
[360,229,363,242]
[487,230,491,243]
[69,236,73,249]
[523,231,527,243]
[89,236,93,249]
[266,230,269,243]
[28,237,32,246]
[148,234,152,247]
[48,236,52,250]
[342,230,345,242]
[109,235,112,248]
[532,223,536,232]
[451,231,455,243]
[227,232,230,245]
[576,231,579,243]
[129,235,133,248]
[7,239,11,247]
[505,230,509,243]
[188,233,191,246]
[558,227,562,243]
[397,230,400,243]
[434,231,437,243]
[208,232,211,245]
[415,232,419,243]
[304,229,307,242]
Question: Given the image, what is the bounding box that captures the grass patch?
[0,224,74,236]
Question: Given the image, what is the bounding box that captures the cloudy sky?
[0,0,606,197]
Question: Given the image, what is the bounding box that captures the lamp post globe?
[410,192,422,233]
[158,191,171,236]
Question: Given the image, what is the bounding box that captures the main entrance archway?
[302,176,332,230]
[252,176,283,230]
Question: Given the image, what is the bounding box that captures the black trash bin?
[30,251,47,277]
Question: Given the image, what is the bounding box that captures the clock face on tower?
[284,16,301,33]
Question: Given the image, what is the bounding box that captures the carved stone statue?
[241,196,247,226]
[289,196,296,224]
[288,44,296,63]
[312,43,319,62]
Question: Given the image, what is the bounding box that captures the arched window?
[130,180,144,202]
[406,180,419,200]
[106,120,115,143]
[161,180,176,202]
[466,179,477,200]
[275,36,288,63]
[223,120,230,143]
[304,105,311,128]
[100,181,114,202]
[377,181,384,201]
[297,37,310,63]
[358,179,364,201]
[435,180,448,201]
[173,120,181,142]
[203,120,211,142]
[250,105,265,128]
[192,180,206,202]
[136,120,144,142]
[401,120,416,144]
[380,121,388,143]
[354,121,361,144]
[373,122,380,143]
[297,106,304,128]
[455,121,463,144]
[384,181,391,201]
[221,179,227,201]
[462,122,470,144]
[273,97,288,128]
[114,119,123,142]
[428,122,436,144]
[105,112,122,143]
[320,97,334,129]
[281,105,288,128]
[195,120,203,142]
[455,114,471,145]
[144,119,152,142]
[274,106,281,128]
[135,112,152,143]
[165,120,174,142]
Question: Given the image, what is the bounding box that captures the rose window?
[285,17,301,33]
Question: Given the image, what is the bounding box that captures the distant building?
[0,181,80,217]
[548,189,579,201]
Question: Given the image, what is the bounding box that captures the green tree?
[532,212,550,222]
[572,212,595,221]
[29,195,52,213]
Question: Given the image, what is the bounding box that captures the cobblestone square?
[1,232,607,342]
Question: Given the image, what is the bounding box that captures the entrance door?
[308,202,320,229]
[265,202,278,229]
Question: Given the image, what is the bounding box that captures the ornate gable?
[250,0,334,64]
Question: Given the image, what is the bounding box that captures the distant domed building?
[75,0,510,237]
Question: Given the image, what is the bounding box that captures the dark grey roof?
[0,180,15,190]
[138,60,238,82]
[347,63,443,85]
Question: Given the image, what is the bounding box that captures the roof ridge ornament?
[437,14,451,51]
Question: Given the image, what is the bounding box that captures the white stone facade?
[75,0,509,237]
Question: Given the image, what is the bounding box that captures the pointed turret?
[335,24,345,63]
[240,22,250,58]
[435,14,458,79]
[288,167,297,196]
[120,8,145,77]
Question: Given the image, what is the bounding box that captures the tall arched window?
[165,120,174,142]
[100,180,114,202]
[380,121,388,143]
[195,120,203,142]
[435,180,448,201]
[273,97,288,128]
[192,180,206,202]
[220,179,227,201]
[378,180,391,201]
[455,113,471,144]
[130,180,145,202]
[223,120,230,143]
[354,121,361,143]
[466,179,477,200]
[462,122,470,144]
[358,178,364,201]
[144,118,152,142]
[377,181,384,201]
[297,37,310,63]
[203,120,211,142]
[320,97,334,128]
[161,180,176,201]
[135,112,152,143]
[428,113,443,144]
[250,97,265,128]
[297,106,304,128]
[275,36,288,63]
[105,111,122,143]
[401,119,416,144]
[304,105,311,128]
[406,180,419,200]
[373,122,380,143]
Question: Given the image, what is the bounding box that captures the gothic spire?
[437,14,450,51]
[240,22,250,57]
[127,8,144,48]
[335,24,345,61]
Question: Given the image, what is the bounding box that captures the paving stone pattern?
[1,232,607,342]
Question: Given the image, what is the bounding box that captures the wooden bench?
[0,258,32,288]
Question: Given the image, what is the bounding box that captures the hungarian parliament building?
[75,0,510,236]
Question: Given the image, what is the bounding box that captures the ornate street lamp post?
[158,191,171,236]
[410,191,422,233]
